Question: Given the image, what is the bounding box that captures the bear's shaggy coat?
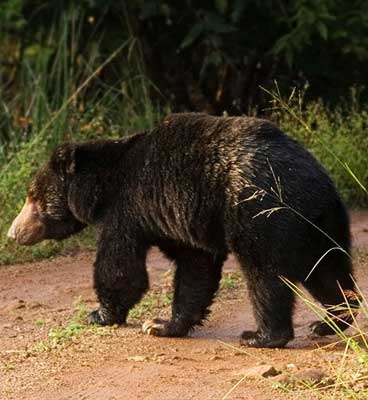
[8,113,356,348]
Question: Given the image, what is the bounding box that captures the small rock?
[15,300,26,309]
[210,355,222,361]
[127,355,147,362]
[271,368,331,388]
[235,364,280,378]
[29,302,42,309]
[271,373,293,386]
[4,300,25,312]
[294,368,326,384]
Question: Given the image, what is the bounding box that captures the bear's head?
[7,144,88,245]
[8,139,132,246]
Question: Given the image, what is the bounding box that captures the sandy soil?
[0,211,367,400]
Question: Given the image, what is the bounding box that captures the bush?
[274,93,368,207]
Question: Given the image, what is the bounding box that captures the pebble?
[272,368,332,387]
[295,368,327,383]
[127,355,147,362]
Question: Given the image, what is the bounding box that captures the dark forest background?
[0,0,367,263]
[1,0,368,120]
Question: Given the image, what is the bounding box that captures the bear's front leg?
[87,229,149,326]
[143,247,225,337]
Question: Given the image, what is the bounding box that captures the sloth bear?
[8,113,357,348]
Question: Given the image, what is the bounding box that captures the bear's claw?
[240,330,292,348]
[142,319,167,336]
[310,320,335,336]
[87,310,106,325]
[87,309,124,326]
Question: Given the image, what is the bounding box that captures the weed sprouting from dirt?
[1,364,15,372]
[34,319,46,327]
[277,277,368,399]
[47,297,89,347]
[33,297,92,351]
[128,291,173,321]
[220,272,242,290]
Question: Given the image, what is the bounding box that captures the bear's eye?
[31,202,42,216]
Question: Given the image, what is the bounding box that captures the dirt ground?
[1,211,368,400]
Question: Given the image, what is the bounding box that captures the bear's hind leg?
[302,253,358,336]
[240,267,295,348]
[143,248,225,337]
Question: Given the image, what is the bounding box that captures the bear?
[8,113,358,348]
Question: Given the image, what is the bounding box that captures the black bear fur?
[21,113,357,348]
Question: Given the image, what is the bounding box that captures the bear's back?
[147,113,334,207]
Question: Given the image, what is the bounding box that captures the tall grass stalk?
[260,84,368,398]
[265,83,368,206]
[282,277,368,399]
[264,82,367,191]
[0,8,165,264]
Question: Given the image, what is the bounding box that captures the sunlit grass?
[0,12,166,265]
[267,82,368,206]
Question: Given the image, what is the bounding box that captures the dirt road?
[1,211,367,399]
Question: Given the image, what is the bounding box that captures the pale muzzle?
[7,198,45,245]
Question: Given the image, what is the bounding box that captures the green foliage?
[220,272,242,290]
[0,3,366,265]
[273,0,368,65]
[47,297,89,347]
[281,272,368,398]
[0,4,166,265]
[0,0,25,34]
[33,297,98,352]
[270,87,368,207]
[1,0,367,116]
[128,291,172,321]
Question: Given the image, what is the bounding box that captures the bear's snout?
[7,198,45,245]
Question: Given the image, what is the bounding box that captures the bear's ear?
[68,141,127,171]
[51,143,96,176]
[51,140,128,176]
[50,143,77,176]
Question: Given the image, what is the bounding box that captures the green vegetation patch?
[128,290,173,321]
[274,89,368,207]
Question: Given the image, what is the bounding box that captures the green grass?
[0,48,164,265]
[1,364,15,372]
[0,16,366,268]
[270,85,368,207]
[279,274,368,399]
[33,297,96,352]
[220,272,243,290]
[46,297,89,347]
[128,291,173,321]
[31,296,130,354]
[1,93,367,265]
[0,4,166,265]
[0,7,165,265]
[263,87,368,398]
